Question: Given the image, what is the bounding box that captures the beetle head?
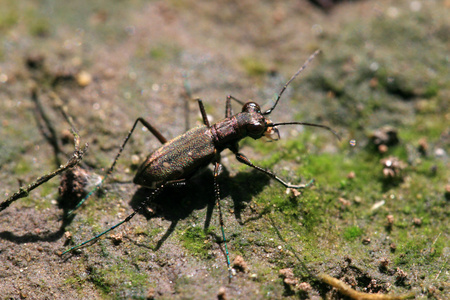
[242,101,280,141]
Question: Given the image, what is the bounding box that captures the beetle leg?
[136,117,167,144]
[225,95,233,118]
[213,162,232,281]
[196,99,210,128]
[166,178,187,187]
[61,183,167,255]
[234,152,309,189]
[67,117,168,216]
[225,95,245,118]
[228,142,240,154]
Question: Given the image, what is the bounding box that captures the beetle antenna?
[268,121,341,141]
[263,50,320,115]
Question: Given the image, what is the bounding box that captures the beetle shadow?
[0,204,77,245]
[128,168,216,251]
[0,167,273,249]
[127,166,272,251]
[0,87,81,245]
[222,169,272,225]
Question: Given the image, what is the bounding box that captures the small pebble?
[362,238,371,245]
[217,287,227,300]
[76,71,92,87]
[232,255,248,273]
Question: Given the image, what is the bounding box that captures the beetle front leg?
[234,152,310,189]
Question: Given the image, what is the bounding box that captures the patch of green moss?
[423,80,440,98]
[83,261,151,297]
[39,180,58,198]
[394,231,444,268]
[64,273,85,292]
[88,266,112,295]
[13,157,32,175]
[179,225,212,259]
[236,105,447,282]
[343,225,364,241]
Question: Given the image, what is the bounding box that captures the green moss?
[13,158,32,175]
[82,261,151,297]
[230,99,447,284]
[343,225,363,241]
[423,80,440,98]
[88,266,112,295]
[39,181,58,198]
[394,234,443,267]
[179,226,212,259]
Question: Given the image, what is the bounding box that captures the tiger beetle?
[61,50,340,280]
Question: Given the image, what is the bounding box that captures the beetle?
[62,50,340,279]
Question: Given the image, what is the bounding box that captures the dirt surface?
[0,1,448,299]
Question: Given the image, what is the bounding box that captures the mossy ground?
[0,0,448,299]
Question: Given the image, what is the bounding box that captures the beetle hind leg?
[61,183,167,255]
[196,99,210,127]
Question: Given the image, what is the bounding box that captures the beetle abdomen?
[133,126,216,187]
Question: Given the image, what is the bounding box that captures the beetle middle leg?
[67,117,168,215]
[196,99,233,279]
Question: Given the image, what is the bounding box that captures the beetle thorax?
[210,101,276,149]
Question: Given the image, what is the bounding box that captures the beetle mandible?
[62,50,340,279]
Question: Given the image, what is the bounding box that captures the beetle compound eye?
[242,102,261,113]
[247,122,265,135]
